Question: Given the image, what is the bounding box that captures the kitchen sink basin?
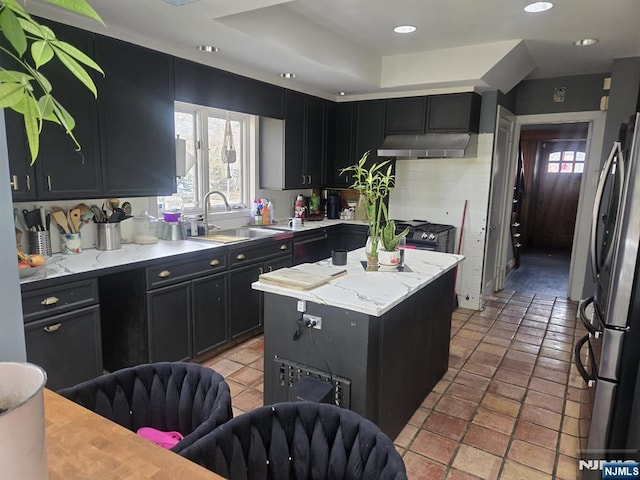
[195,227,277,243]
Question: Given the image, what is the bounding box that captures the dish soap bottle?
[261,200,270,225]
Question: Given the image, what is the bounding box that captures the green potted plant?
[339,151,406,269]
[379,203,409,269]
[0,0,104,164]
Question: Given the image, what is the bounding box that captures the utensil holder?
[96,223,122,251]
[60,232,82,255]
[27,231,51,257]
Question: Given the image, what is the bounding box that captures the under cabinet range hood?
[377,133,477,159]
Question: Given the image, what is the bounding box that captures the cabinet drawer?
[146,250,227,289]
[229,239,292,267]
[22,279,99,324]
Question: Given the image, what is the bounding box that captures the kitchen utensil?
[66,209,75,233]
[121,201,132,216]
[51,209,70,234]
[96,223,122,250]
[107,198,120,212]
[69,208,82,233]
[28,230,52,257]
[90,205,105,223]
[108,208,126,223]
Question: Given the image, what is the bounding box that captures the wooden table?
[45,389,223,479]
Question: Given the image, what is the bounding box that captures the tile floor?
[201,289,590,480]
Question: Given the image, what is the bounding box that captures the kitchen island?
[252,247,463,439]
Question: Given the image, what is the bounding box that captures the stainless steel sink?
[195,227,277,243]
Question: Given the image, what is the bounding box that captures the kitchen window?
[173,102,251,212]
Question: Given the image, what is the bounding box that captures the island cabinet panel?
[262,268,455,440]
[4,20,102,201]
[96,36,176,197]
[21,278,102,390]
[338,224,369,251]
[174,57,285,119]
[385,96,427,134]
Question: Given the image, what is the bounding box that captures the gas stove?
[393,219,456,253]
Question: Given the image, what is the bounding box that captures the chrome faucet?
[203,190,231,235]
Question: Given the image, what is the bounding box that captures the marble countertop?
[264,218,367,232]
[252,247,464,317]
[19,240,225,285]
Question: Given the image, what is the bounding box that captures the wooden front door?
[533,140,586,249]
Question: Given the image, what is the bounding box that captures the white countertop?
[19,240,223,285]
[252,247,464,317]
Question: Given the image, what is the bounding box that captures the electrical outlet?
[303,314,321,330]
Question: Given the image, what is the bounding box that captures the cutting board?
[259,265,347,290]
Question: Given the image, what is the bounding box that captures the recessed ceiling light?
[280,73,296,79]
[197,45,219,53]
[393,25,416,34]
[162,0,200,5]
[573,38,599,46]
[524,2,553,12]
[337,91,347,96]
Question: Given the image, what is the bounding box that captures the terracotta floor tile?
[529,377,566,398]
[421,391,441,409]
[433,379,451,394]
[555,454,579,480]
[226,379,246,398]
[472,407,516,434]
[520,404,562,430]
[455,371,491,390]
[564,400,581,419]
[475,343,507,357]
[449,355,466,369]
[208,358,244,377]
[232,388,263,411]
[228,366,263,386]
[505,349,538,364]
[457,329,486,341]
[463,424,510,457]
[410,429,459,464]
[500,358,535,375]
[495,314,523,325]
[394,423,418,449]
[562,416,580,437]
[518,325,546,337]
[513,332,544,346]
[423,411,469,441]
[487,379,526,402]
[508,439,556,474]
[536,356,570,372]
[545,331,574,344]
[526,390,565,414]
[542,339,573,353]
[559,433,582,458]
[500,460,553,480]
[468,351,502,368]
[452,444,502,480]
[435,395,477,421]
[547,324,575,335]
[248,358,264,371]
[538,347,572,362]
[514,420,559,449]
[446,383,485,404]
[226,348,263,365]
[402,451,447,480]
[480,393,521,417]
[509,341,541,355]
[493,368,530,388]
[408,406,430,427]
[446,468,483,480]
[451,336,481,350]
[462,362,497,378]
[533,365,569,384]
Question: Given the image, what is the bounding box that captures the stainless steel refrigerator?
[575,113,640,477]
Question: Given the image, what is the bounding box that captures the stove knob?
[420,232,428,240]
[428,233,436,241]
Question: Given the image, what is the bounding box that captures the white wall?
[389,133,495,310]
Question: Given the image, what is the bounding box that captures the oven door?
[591,140,625,320]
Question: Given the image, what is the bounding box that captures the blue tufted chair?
[181,401,408,480]
[57,362,232,454]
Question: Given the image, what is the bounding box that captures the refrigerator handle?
[591,141,624,279]
[578,296,600,337]
[574,333,597,387]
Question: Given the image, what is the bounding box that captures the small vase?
[365,235,380,270]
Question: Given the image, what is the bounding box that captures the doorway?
[504,122,589,297]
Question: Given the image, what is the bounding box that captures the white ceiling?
[27,0,640,100]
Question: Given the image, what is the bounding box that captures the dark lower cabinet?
[192,273,228,357]
[25,306,102,390]
[229,254,292,339]
[147,282,191,362]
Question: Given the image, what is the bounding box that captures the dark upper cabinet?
[384,93,482,135]
[5,20,102,200]
[174,58,284,119]
[385,96,427,134]
[354,99,386,167]
[329,102,356,188]
[426,92,481,133]
[261,91,325,190]
[96,36,176,197]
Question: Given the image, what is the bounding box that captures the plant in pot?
[339,150,402,269]
[379,203,409,269]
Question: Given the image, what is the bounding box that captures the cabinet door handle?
[41,296,59,306]
[26,175,31,191]
[158,270,171,278]
[279,244,288,250]
[209,259,220,266]
[307,175,311,184]
[268,266,273,272]
[44,323,61,333]
[259,267,263,274]
[236,253,245,260]
[10,175,18,190]
[46,175,52,191]
[301,175,306,185]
